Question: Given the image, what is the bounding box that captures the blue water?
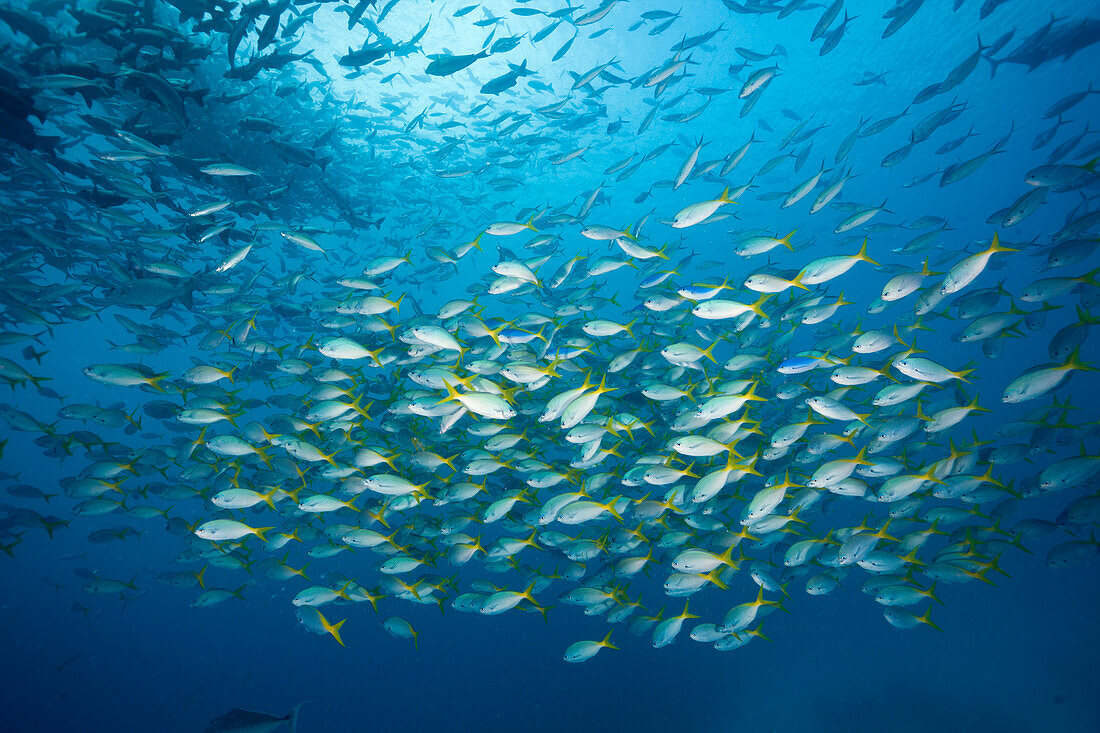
[2,0,1100,731]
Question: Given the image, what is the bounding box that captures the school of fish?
[0,0,1099,662]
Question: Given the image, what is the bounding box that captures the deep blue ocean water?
[1,0,1100,731]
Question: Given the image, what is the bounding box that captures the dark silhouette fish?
[986,17,1100,77]
[425,50,490,77]
[0,6,52,44]
[107,276,199,310]
[0,65,55,153]
[338,44,391,68]
[480,59,533,95]
[268,140,332,170]
[202,704,301,733]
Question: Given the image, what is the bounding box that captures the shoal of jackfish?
[0,0,1099,662]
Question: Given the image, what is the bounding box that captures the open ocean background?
[1,0,1099,731]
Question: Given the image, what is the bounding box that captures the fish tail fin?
[914,400,931,422]
[360,346,384,368]
[857,238,879,265]
[701,338,721,364]
[781,229,797,250]
[750,292,772,317]
[288,703,306,733]
[1079,266,1100,289]
[623,220,640,241]
[749,622,771,642]
[28,373,53,389]
[853,447,875,468]
[325,616,347,647]
[919,606,943,632]
[953,367,975,383]
[484,322,506,349]
[147,371,172,391]
[743,380,767,403]
[719,541,740,567]
[350,393,372,418]
[893,325,910,350]
[322,447,341,468]
[437,377,462,405]
[603,497,624,523]
[1064,346,1097,373]
[704,568,728,590]
[968,394,991,413]
[252,526,274,542]
[988,231,1017,253]
[262,488,279,511]
[1076,306,1100,326]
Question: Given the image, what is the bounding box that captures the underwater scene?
[1,0,1100,730]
